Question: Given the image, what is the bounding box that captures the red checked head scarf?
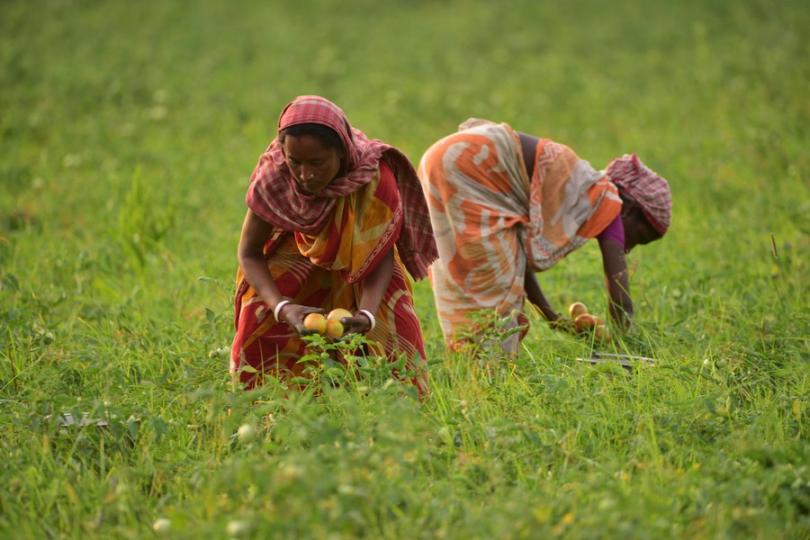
[246,95,438,280]
[606,154,672,235]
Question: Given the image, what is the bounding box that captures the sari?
[231,96,436,394]
[418,119,622,352]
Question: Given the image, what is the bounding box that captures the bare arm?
[597,236,633,330]
[342,249,394,334]
[524,269,559,322]
[237,209,321,333]
[238,209,284,307]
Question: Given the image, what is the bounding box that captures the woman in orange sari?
[232,96,437,394]
[418,118,672,353]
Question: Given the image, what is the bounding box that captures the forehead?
[282,134,335,158]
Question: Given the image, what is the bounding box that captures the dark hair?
[279,123,345,153]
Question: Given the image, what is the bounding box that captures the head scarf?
[605,154,672,235]
[246,95,437,280]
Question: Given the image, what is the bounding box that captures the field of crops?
[1,0,808,538]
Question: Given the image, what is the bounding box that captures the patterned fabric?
[232,162,428,395]
[605,153,672,235]
[418,120,622,350]
[246,95,437,280]
[525,138,622,269]
[293,159,403,283]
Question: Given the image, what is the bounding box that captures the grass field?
[1,0,809,538]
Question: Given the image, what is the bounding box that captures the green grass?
[1,0,808,538]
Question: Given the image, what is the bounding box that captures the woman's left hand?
[341,313,373,334]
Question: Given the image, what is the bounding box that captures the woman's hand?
[278,303,325,335]
[548,316,576,334]
[341,312,373,335]
[524,270,560,323]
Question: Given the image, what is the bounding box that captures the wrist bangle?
[273,300,291,321]
[356,309,376,331]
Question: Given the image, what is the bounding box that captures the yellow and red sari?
[418,119,622,351]
[232,162,427,393]
[231,96,437,395]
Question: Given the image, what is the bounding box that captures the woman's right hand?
[277,303,325,335]
[548,316,576,334]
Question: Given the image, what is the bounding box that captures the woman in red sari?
[231,96,437,395]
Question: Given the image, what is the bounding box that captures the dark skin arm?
[237,209,391,335]
[341,249,394,334]
[524,269,559,322]
[597,236,633,329]
[600,199,661,330]
[238,209,323,334]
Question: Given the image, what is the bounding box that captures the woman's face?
[282,134,343,194]
[621,201,661,252]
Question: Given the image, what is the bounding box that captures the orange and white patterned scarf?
[418,119,621,349]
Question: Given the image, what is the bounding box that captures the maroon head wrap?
[605,154,672,235]
[246,95,437,280]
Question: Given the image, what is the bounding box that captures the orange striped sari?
[231,162,427,394]
[418,120,621,351]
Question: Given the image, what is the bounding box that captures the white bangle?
[273,300,291,321]
[356,309,376,331]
